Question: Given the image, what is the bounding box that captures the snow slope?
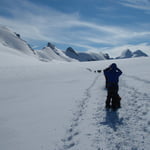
[36,45,75,62]
[0,49,150,150]
[0,26,35,56]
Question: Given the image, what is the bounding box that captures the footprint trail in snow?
[57,73,150,150]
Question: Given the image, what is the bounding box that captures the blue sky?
[0,0,150,56]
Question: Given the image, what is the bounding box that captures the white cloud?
[0,2,81,43]
[120,0,150,11]
[0,0,150,52]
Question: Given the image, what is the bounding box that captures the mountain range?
[0,26,148,62]
[116,49,148,59]
[64,47,109,61]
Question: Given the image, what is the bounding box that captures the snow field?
[0,55,150,150]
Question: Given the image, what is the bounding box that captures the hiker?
[103,63,122,109]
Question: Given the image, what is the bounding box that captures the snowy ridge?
[0,26,35,56]
[36,43,76,62]
[132,50,148,57]
[65,47,107,61]
[116,49,148,59]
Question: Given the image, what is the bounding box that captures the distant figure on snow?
[103,63,122,110]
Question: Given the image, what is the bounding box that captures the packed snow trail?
[58,74,100,150]
[57,72,150,150]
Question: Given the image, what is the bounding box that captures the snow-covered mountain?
[36,43,76,62]
[132,50,148,57]
[65,47,109,61]
[0,25,35,56]
[0,26,75,62]
[0,25,149,62]
[116,49,148,59]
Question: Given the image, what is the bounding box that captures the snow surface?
[0,46,150,150]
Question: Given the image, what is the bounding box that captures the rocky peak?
[66,47,78,56]
[47,42,55,50]
[103,53,110,59]
[121,49,133,58]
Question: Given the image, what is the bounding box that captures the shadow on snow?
[100,110,123,131]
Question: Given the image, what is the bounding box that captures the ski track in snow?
[56,73,150,150]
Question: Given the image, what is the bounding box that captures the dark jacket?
[103,65,122,86]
